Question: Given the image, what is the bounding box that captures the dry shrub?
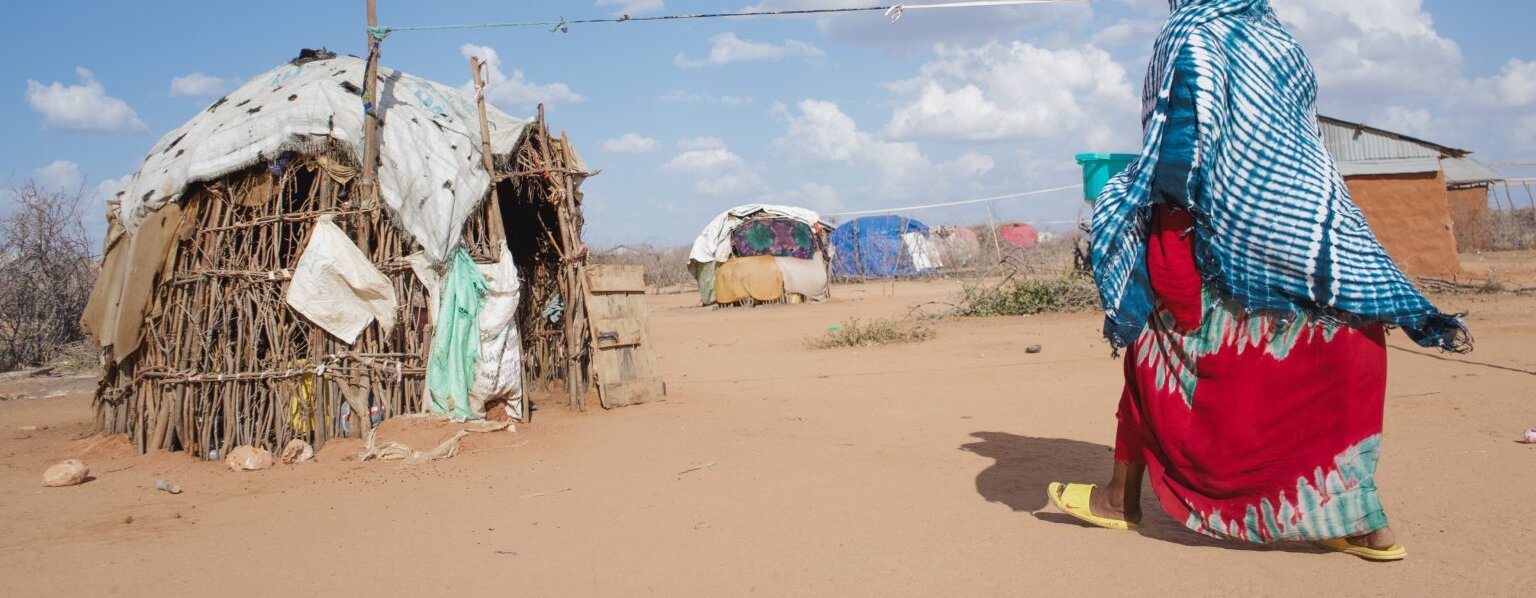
[957,275,1099,317]
[0,181,97,371]
[809,317,935,349]
[1490,208,1536,251]
[589,244,693,290]
[941,227,1082,277]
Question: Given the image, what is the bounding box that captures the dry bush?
[940,227,1083,278]
[0,182,97,371]
[808,317,935,349]
[589,244,694,290]
[1489,208,1536,251]
[956,275,1098,317]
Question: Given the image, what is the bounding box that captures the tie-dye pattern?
[1114,207,1393,544]
[1091,0,1469,352]
[1137,287,1343,406]
[1183,436,1388,543]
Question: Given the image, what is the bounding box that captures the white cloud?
[601,133,661,154]
[658,90,755,106]
[674,33,824,68]
[596,0,663,15]
[25,67,148,133]
[678,136,725,151]
[169,72,229,99]
[1371,106,1435,138]
[757,181,843,214]
[1270,2,1531,158]
[942,152,996,178]
[744,0,1089,47]
[1274,0,1462,102]
[1469,59,1536,110]
[1092,19,1163,47]
[772,99,936,197]
[460,44,584,110]
[662,144,767,197]
[797,182,842,214]
[34,160,82,190]
[93,174,132,205]
[883,42,1138,148]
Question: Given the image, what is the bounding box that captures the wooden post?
[469,56,508,247]
[362,0,381,209]
[560,131,589,412]
[986,202,1004,266]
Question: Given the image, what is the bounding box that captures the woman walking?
[1050,0,1470,561]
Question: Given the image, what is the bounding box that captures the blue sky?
[3,0,1534,246]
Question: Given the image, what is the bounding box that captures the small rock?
[225,445,275,471]
[280,439,315,464]
[155,479,183,494]
[1026,345,1043,354]
[42,459,89,487]
[124,516,134,524]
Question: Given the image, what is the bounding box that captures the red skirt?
[1115,207,1391,542]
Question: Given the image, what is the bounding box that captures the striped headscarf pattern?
[1091,0,1470,352]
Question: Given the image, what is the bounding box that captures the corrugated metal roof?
[1319,116,1447,163]
[1335,158,1442,177]
[1442,157,1504,185]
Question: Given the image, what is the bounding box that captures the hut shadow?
[961,432,1326,555]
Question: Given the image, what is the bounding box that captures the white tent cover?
[688,204,829,264]
[115,55,530,263]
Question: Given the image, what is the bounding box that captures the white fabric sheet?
[116,56,530,264]
[901,232,944,271]
[285,216,397,345]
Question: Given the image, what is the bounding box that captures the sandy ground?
[2,278,1534,596]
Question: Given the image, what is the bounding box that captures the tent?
[830,215,944,279]
[687,204,832,306]
[998,223,1040,249]
[81,51,597,457]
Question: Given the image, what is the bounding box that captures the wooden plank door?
[583,265,666,408]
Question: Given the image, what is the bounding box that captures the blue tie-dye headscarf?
[1091,0,1470,352]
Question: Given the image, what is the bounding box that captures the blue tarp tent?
[830,215,940,279]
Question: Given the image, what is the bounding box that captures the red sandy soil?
[1,279,1534,596]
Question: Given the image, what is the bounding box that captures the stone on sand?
[43,459,89,487]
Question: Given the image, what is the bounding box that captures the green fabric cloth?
[426,248,488,419]
[690,260,717,306]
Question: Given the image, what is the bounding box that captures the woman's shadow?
[961,431,1323,553]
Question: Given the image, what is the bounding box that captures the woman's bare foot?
[1347,526,1397,550]
[1053,461,1146,524]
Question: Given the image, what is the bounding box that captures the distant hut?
[997,223,1040,250]
[687,204,833,307]
[829,215,943,280]
[81,52,598,457]
[1319,115,1505,273]
[933,225,982,268]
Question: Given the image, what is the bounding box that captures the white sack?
[286,216,397,344]
[472,244,524,420]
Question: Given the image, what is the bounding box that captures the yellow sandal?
[1312,538,1407,562]
[1046,482,1137,530]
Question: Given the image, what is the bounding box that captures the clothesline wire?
[826,184,1084,218]
[368,0,1088,38]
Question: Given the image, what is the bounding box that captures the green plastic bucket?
[1075,153,1137,204]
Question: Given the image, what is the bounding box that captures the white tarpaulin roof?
[116,55,530,263]
[688,204,829,264]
